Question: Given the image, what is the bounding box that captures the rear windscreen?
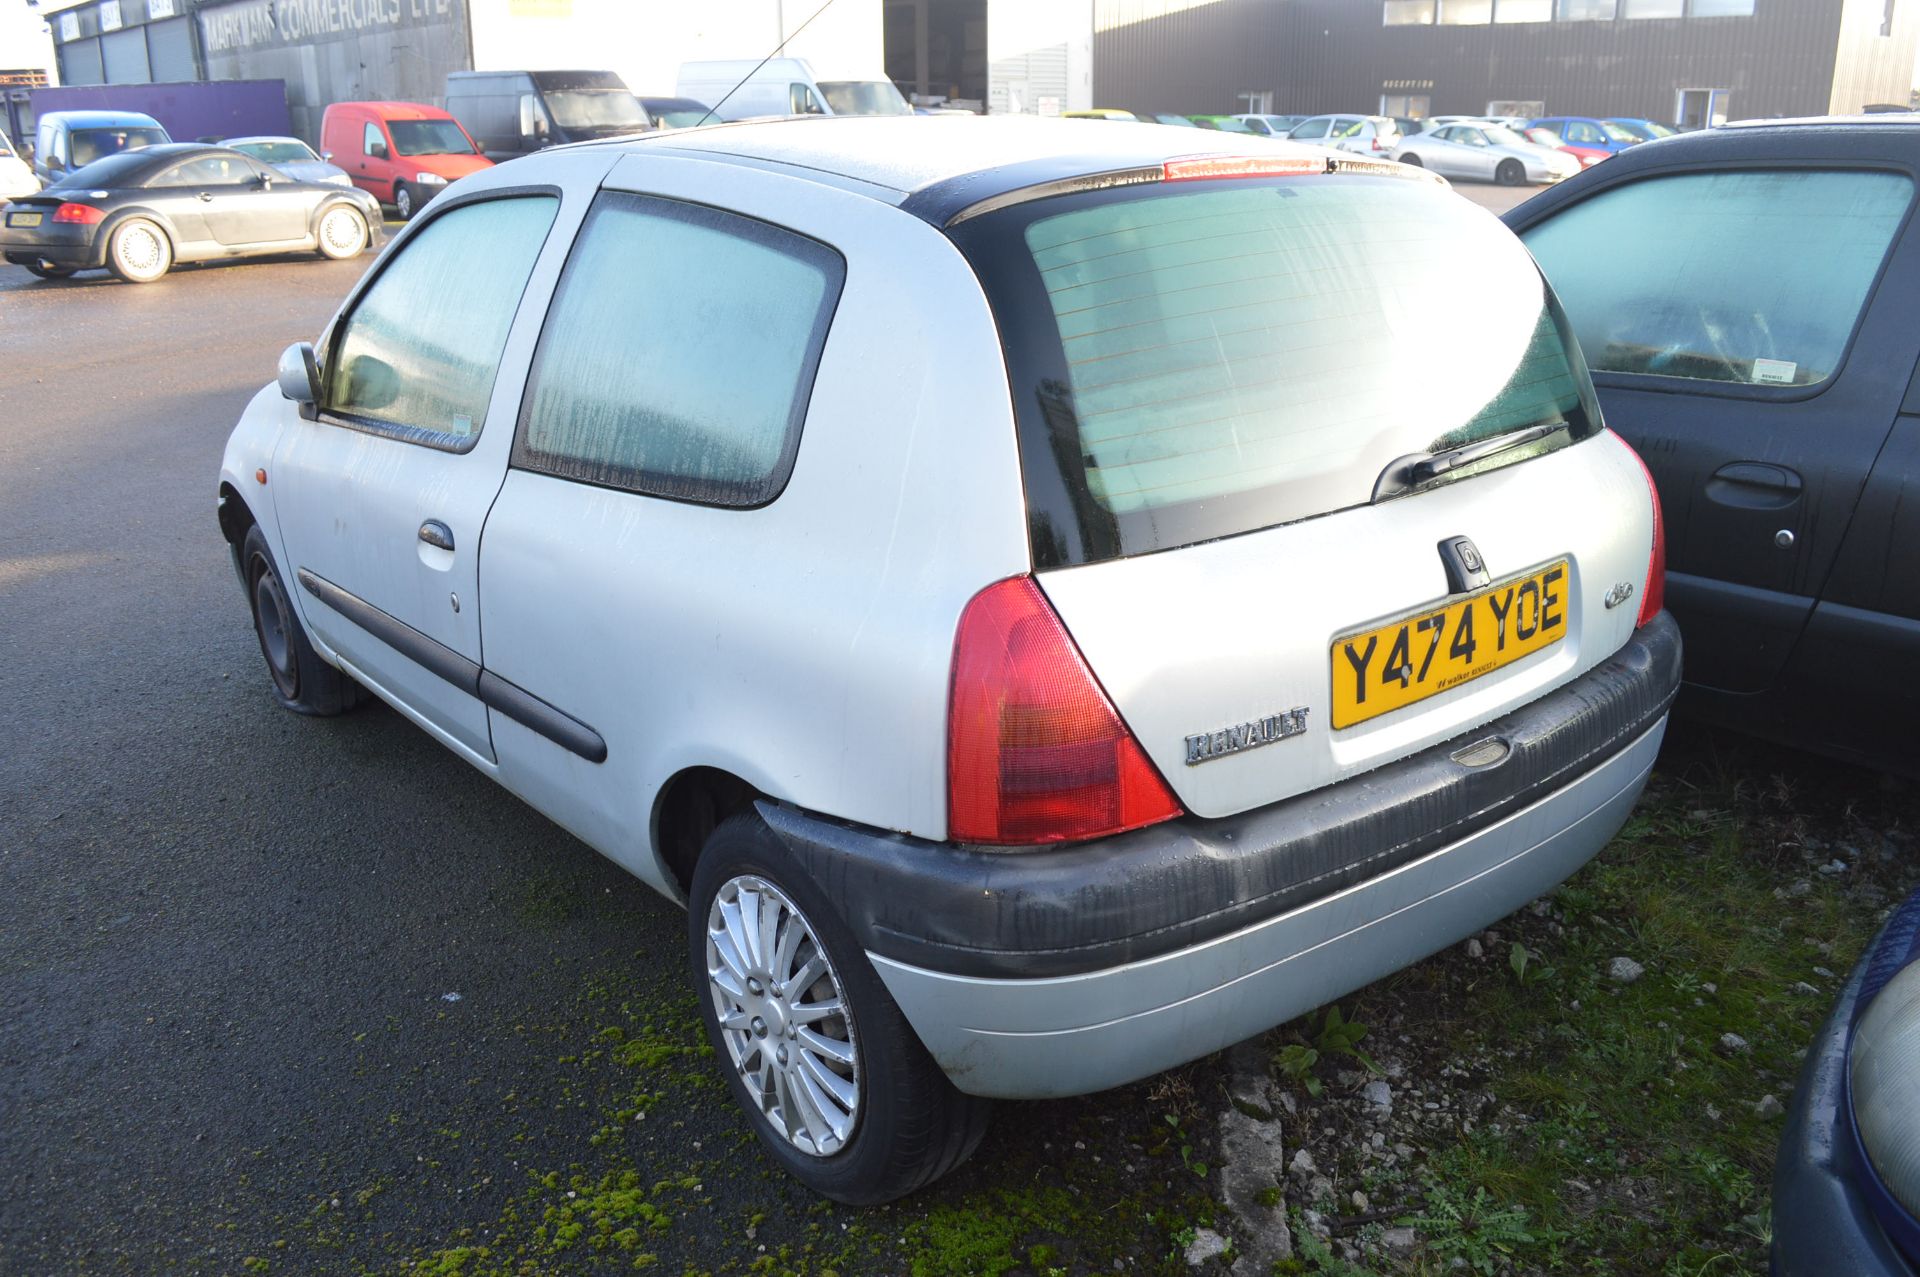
[952,175,1600,568]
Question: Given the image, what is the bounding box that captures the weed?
[1396,1184,1536,1275]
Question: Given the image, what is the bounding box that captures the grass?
[1271,726,1919,1276]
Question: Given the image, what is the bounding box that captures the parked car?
[1062,108,1139,122]
[446,69,650,162]
[1420,114,1492,131]
[0,126,38,201]
[1774,886,1920,1274]
[676,57,912,121]
[1232,113,1305,136]
[1287,114,1402,155]
[1188,114,1257,132]
[33,109,170,184]
[1389,115,1423,137]
[1527,116,1640,155]
[319,101,493,221]
[1,142,379,283]
[1607,117,1679,142]
[1394,123,1580,185]
[225,135,353,188]
[217,115,1675,1201]
[1506,116,1920,773]
[638,96,714,130]
[1524,125,1610,171]
[1130,111,1201,127]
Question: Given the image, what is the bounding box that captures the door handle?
[418,520,455,551]
[1704,461,1802,510]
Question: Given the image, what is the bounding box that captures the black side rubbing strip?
[477,671,608,764]
[294,568,606,764]
[296,568,480,694]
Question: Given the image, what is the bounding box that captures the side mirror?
[320,149,334,161]
[277,341,320,413]
[369,141,387,159]
[257,173,273,189]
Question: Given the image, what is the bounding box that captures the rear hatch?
[951,165,1656,819]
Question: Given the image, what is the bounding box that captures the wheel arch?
[307,193,369,239]
[100,205,178,253]
[651,765,764,900]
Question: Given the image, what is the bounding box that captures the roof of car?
[1721,113,1920,130]
[613,114,1355,224]
[223,135,306,146]
[43,110,163,127]
[325,101,453,119]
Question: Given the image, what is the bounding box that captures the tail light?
[948,576,1184,845]
[1372,137,1386,151]
[53,202,106,225]
[1621,441,1666,626]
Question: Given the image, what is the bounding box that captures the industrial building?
[27,0,1093,144]
[1090,0,1920,127]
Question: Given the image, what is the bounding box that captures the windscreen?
[389,120,476,157]
[650,107,710,129]
[1482,126,1529,146]
[234,140,314,163]
[817,80,911,116]
[1599,121,1639,143]
[69,127,168,168]
[543,91,648,132]
[955,175,1600,567]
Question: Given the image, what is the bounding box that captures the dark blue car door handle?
[418,520,455,551]
[1705,461,1802,510]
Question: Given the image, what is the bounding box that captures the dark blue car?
[1773,887,1920,1274]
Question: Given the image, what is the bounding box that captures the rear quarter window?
[952,174,1600,567]
[512,192,845,507]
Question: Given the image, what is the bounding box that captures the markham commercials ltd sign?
[201,0,460,52]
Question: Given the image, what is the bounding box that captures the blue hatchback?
[1608,117,1680,143]
[1773,887,1920,1275]
[1528,116,1642,154]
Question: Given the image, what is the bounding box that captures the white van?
[676,57,911,121]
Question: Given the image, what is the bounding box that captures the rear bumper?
[1,224,101,268]
[763,613,1680,1098]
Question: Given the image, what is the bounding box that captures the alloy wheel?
[705,874,859,1156]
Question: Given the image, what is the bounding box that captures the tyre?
[688,813,991,1203]
[1496,158,1525,187]
[241,523,359,716]
[1400,153,1423,168]
[393,182,415,222]
[316,204,369,260]
[106,217,172,284]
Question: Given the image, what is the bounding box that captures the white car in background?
[1395,122,1582,185]
[0,127,39,201]
[1286,113,1404,155]
[224,135,354,188]
[216,116,1677,1203]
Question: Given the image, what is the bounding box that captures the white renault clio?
[217,116,1678,1203]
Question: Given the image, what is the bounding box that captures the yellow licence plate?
[1331,560,1568,729]
[6,211,42,227]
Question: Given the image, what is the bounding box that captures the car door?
[189,154,307,245]
[1455,127,1498,180]
[1289,117,1331,147]
[139,156,223,246]
[268,179,591,764]
[1512,160,1918,692]
[356,120,392,196]
[474,156,864,887]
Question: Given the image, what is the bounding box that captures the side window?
[363,121,387,157]
[1291,117,1329,139]
[157,154,250,186]
[1564,121,1600,144]
[514,192,844,507]
[1523,170,1911,388]
[789,83,825,115]
[327,196,559,442]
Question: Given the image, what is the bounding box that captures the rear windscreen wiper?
[1373,423,1563,501]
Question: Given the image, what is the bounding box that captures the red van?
[319,101,493,221]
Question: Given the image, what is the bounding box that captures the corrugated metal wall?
[1092,0,1904,122]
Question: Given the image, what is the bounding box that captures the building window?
[1687,0,1754,12]
[1383,0,1438,23]
[1439,0,1494,20]
[1555,0,1618,18]
[1624,0,1685,15]
[1381,93,1432,116]
[1496,0,1554,20]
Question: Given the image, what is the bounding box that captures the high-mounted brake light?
[948,576,1184,845]
[1162,155,1328,182]
[1621,441,1666,627]
[52,202,106,225]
